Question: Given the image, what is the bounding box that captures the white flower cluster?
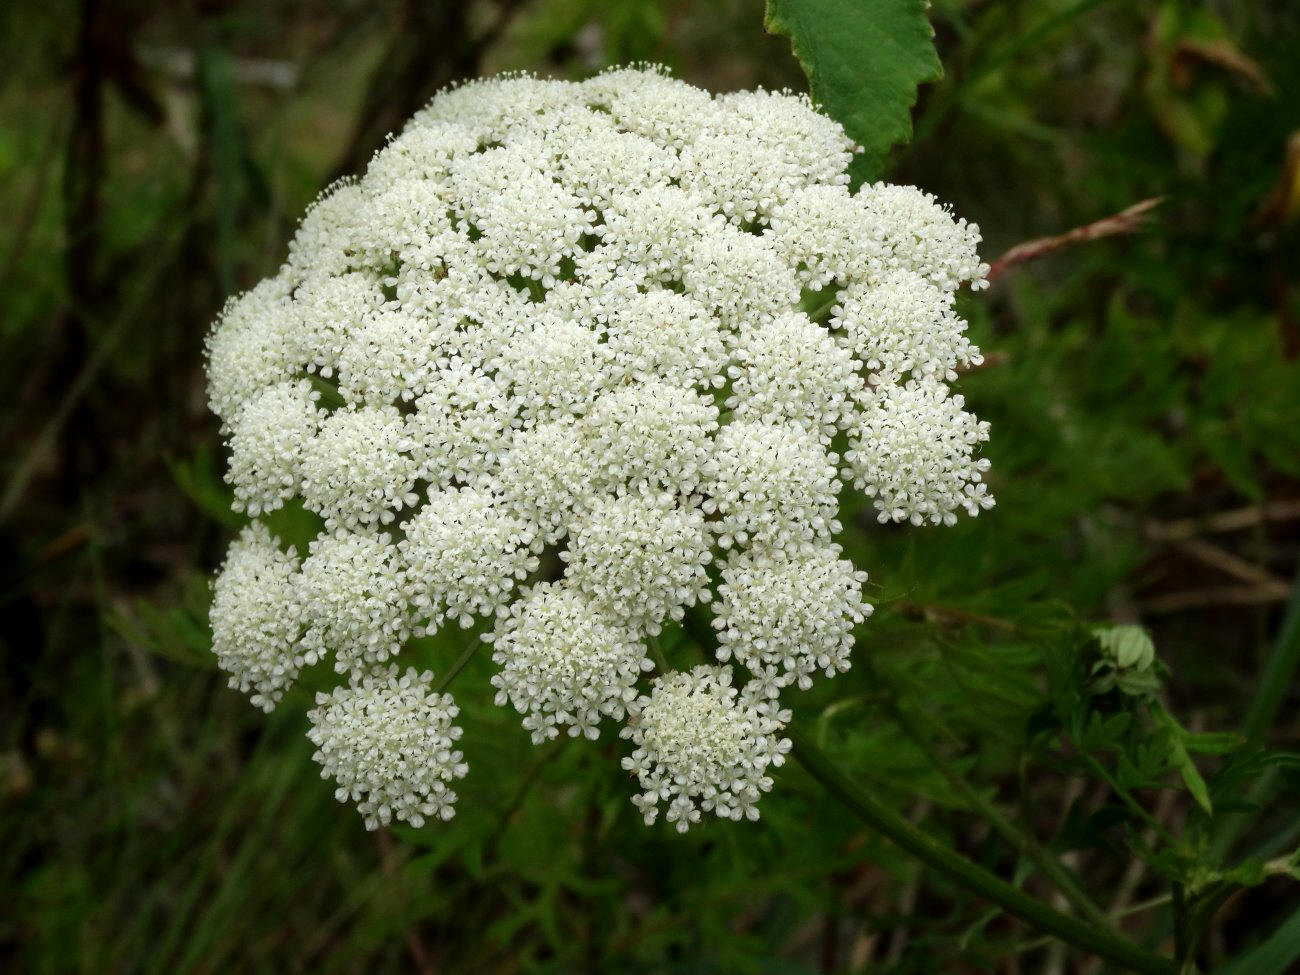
[486,583,651,743]
[622,667,791,831]
[205,67,993,831]
[713,544,870,693]
[307,667,468,829]
[210,523,303,711]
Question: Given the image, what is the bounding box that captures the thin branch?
[1145,528,1291,593]
[986,198,1163,282]
[1145,500,1300,541]
[434,636,482,694]
[1138,585,1292,615]
[875,684,1113,930]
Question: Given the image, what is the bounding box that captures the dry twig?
[986,198,1164,282]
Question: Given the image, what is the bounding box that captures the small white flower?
[598,186,721,283]
[563,491,712,634]
[603,289,728,390]
[204,274,298,427]
[857,182,990,292]
[581,65,718,149]
[493,314,610,423]
[285,179,372,282]
[225,380,320,517]
[769,183,879,290]
[490,417,590,543]
[582,381,719,497]
[846,378,995,526]
[299,405,420,531]
[398,268,528,369]
[487,583,651,743]
[336,307,443,405]
[833,268,981,383]
[292,270,387,378]
[308,666,468,829]
[726,311,861,439]
[299,530,411,674]
[553,115,680,208]
[361,120,478,194]
[406,360,515,488]
[401,487,538,631]
[452,140,594,284]
[210,523,303,711]
[680,89,853,224]
[621,666,791,831]
[714,543,872,692]
[683,223,802,329]
[703,419,842,551]
[414,73,580,145]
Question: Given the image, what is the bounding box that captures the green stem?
[647,634,670,673]
[435,636,482,694]
[1076,750,1177,849]
[1172,882,1188,970]
[881,694,1111,929]
[1009,893,1173,956]
[1210,565,1300,860]
[789,726,1175,975]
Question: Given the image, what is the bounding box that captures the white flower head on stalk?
[401,487,539,631]
[308,666,468,829]
[714,544,872,694]
[205,66,993,831]
[300,405,420,531]
[846,378,994,526]
[225,379,321,517]
[833,268,981,383]
[210,523,303,711]
[726,311,861,439]
[486,583,652,743]
[204,275,298,428]
[703,419,843,552]
[621,666,792,831]
[299,530,410,674]
[563,491,713,635]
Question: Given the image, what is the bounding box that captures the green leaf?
[764,0,942,180]
[1149,703,1214,814]
[1170,735,1214,814]
[1093,624,1156,670]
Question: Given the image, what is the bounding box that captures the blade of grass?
[1212,903,1300,975]
[1210,565,1300,860]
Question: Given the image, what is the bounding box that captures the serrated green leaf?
[1081,711,1132,752]
[764,0,942,180]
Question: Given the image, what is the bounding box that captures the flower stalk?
[789,726,1176,975]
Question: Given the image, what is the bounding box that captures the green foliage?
[764,0,941,180]
[1091,624,1163,697]
[4,0,1300,972]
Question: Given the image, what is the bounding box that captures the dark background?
[2,1,1299,971]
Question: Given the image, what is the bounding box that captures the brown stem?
[986,198,1164,282]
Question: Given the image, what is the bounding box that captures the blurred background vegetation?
[2,0,1299,971]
